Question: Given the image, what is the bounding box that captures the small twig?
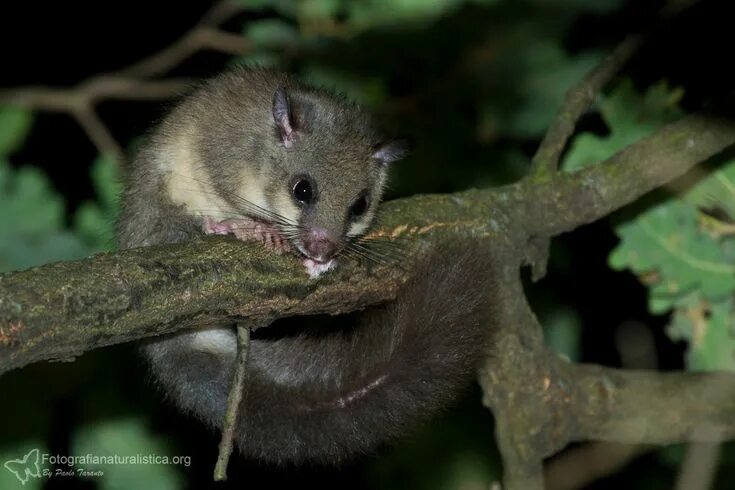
[99,0,246,80]
[530,34,642,178]
[0,0,248,166]
[72,107,127,165]
[525,114,735,238]
[530,0,699,177]
[213,324,251,482]
[524,0,699,280]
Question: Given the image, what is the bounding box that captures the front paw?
[202,217,290,254]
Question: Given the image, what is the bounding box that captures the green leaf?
[0,231,90,273]
[73,155,121,251]
[91,155,121,211]
[72,418,186,490]
[0,159,92,272]
[609,201,735,312]
[566,80,735,370]
[682,158,735,219]
[668,295,735,372]
[297,0,341,21]
[563,80,684,172]
[243,19,299,49]
[543,307,582,362]
[0,163,65,234]
[0,107,33,156]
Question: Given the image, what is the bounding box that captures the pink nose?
[303,228,337,261]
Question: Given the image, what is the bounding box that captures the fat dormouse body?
[118,69,406,274]
[118,68,493,464]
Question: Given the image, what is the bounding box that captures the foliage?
[0,108,119,274]
[563,82,735,374]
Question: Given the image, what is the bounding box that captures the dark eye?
[292,179,313,204]
[350,195,369,218]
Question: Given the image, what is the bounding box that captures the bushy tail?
[142,242,495,465]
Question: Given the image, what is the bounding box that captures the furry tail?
[142,243,494,465]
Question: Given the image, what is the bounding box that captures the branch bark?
[524,114,735,238]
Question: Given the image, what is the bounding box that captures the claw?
[202,216,291,253]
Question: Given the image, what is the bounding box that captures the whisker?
[344,242,404,268]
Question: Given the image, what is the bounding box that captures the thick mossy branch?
[523,114,735,237]
[0,191,504,375]
[0,115,733,378]
[571,364,735,444]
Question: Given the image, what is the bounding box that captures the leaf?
[72,418,185,490]
[243,19,299,49]
[682,158,735,219]
[0,163,65,234]
[543,307,582,362]
[0,231,90,273]
[565,81,735,371]
[90,155,121,211]
[0,159,91,272]
[609,201,735,312]
[563,80,684,172]
[0,107,33,156]
[297,0,342,21]
[668,295,735,372]
[73,155,121,252]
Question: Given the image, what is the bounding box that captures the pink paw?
[202,216,290,254]
[202,216,232,235]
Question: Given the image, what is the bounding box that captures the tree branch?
[523,114,735,238]
[525,0,700,280]
[0,195,501,374]
[530,34,642,177]
[478,271,735,490]
[214,324,251,481]
[530,0,701,178]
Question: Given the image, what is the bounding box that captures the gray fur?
[144,246,493,464]
[117,68,493,465]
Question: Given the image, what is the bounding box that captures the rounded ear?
[372,139,411,164]
[272,86,296,147]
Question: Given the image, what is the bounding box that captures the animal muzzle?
[302,228,338,262]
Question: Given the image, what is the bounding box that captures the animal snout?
[303,228,337,262]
